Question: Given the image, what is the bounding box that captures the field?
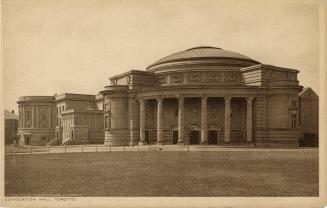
[5,149,319,197]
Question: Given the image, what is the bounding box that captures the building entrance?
[172,130,178,144]
[190,130,200,145]
[145,130,151,144]
[24,135,30,145]
[208,130,218,144]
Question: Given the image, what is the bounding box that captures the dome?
[146,46,259,72]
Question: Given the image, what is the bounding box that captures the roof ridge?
[186,46,222,51]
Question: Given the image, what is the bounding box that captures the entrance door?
[24,136,30,145]
[145,130,150,144]
[208,130,218,145]
[172,130,178,144]
[190,131,200,145]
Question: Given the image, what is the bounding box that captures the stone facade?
[16,46,319,147]
[299,88,319,146]
[17,94,104,146]
[4,110,19,145]
[100,46,318,147]
[17,96,56,145]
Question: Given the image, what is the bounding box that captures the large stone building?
[16,46,319,147]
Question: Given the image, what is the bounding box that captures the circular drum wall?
[102,86,129,146]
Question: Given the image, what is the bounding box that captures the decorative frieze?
[158,71,241,85]
[157,75,167,84]
[207,72,221,82]
[207,71,239,83]
[188,72,202,82]
[225,71,238,82]
[171,73,183,83]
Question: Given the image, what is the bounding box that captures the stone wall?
[18,128,55,146]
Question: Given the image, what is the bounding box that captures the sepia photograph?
[1,0,326,207]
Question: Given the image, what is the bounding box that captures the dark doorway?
[145,130,151,144]
[208,130,218,144]
[299,133,318,147]
[24,136,30,145]
[172,130,178,144]
[190,130,200,145]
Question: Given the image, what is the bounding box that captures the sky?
[2,0,319,112]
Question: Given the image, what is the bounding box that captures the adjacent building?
[17,94,104,146]
[299,88,319,146]
[16,46,319,147]
[4,110,19,145]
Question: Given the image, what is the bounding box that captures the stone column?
[128,98,133,145]
[201,97,208,144]
[224,96,231,143]
[156,98,163,144]
[139,99,146,145]
[178,97,184,144]
[31,105,35,128]
[22,106,25,128]
[36,105,39,128]
[246,97,254,143]
[48,105,51,128]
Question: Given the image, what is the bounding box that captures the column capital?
[247,96,254,102]
[224,96,232,102]
[156,97,163,102]
[177,95,185,101]
[201,96,208,101]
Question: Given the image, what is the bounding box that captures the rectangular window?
[291,100,297,108]
[291,113,297,128]
[175,109,178,117]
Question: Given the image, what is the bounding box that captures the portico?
[137,95,253,145]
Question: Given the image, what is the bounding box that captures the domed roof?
[146,46,259,71]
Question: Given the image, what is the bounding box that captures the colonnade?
[138,96,253,145]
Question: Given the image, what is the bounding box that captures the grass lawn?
[5,150,318,197]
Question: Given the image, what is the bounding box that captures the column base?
[224,141,231,144]
[156,142,163,145]
[200,141,208,145]
[138,141,146,145]
[178,141,184,145]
